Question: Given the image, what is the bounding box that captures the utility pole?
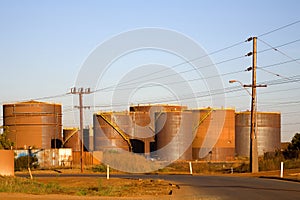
[245,37,266,173]
[71,87,91,173]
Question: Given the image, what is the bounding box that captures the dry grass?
[0,176,174,197]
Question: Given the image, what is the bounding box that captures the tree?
[283,133,300,159]
[0,127,14,149]
[288,133,300,151]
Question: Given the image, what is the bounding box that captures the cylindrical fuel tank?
[155,111,193,161]
[3,101,62,149]
[191,108,235,161]
[235,111,281,156]
[129,104,187,137]
[93,112,132,152]
[63,128,80,151]
[83,128,90,151]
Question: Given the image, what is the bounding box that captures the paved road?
[162,175,300,200]
[17,173,300,200]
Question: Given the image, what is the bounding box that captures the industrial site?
[1,1,300,199]
[0,100,281,174]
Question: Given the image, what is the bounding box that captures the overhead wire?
[3,20,300,114]
[92,70,300,109]
[94,52,246,93]
[258,38,300,65]
[93,38,300,94]
[258,20,300,37]
[257,38,300,54]
[9,20,300,103]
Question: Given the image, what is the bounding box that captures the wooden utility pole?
[71,87,91,173]
[245,37,266,173]
[250,37,259,173]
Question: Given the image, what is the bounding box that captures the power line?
[0,93,71,105]
[6,21,300,103]
[92,70,300,108]
[3,21,300,107]
[94,54,246,93]
[258,38,300,66]
[33,93,71,101]
[104,20,300,93]
[258,20,300,37]
[257,58,300,70]
[94,38,300,94]
[258,38,300,54]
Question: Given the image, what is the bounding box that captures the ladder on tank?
[99,113,133,152]
[193,108,214,133]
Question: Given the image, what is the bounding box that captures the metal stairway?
[99,113,132,152]
[193,108,214,133]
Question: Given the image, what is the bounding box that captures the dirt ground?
[2,168,299,200]
[0,193,189,200]
[0,176,186,200]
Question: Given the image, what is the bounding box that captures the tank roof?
[95,111,129,115]
[63,127,79,130]
[3,100,61,106]
[187,107,235,111]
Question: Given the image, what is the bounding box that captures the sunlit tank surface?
[129,104,187,138]
[63,128,80,151]
[190,108,235,161]
[93,112,131,152]
[235,111,281,156]
[155,111,193,161]
[3,100,62,149]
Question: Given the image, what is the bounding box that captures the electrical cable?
[258,20,300,37]
[258,38,300,65]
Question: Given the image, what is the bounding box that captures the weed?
[76,189,87,196]
[92,164,107,172]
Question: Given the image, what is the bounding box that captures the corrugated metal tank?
[63,128,80,151]
[63,128,90,152]
[129,104,187,155]
[191,108,235,161]
[3,101,62,149]
[93,112,131,152]
[130,104,187,134]
[129,111,155,154]
[155,111,193,161]
[83,128,90,151]
[235,111,281,156]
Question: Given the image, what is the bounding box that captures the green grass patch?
[0,176,171,197]
[0,176,63,194]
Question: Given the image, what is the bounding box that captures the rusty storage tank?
[3,101,62,149]
[129,105,187,155]
[63,128,80,151]
[130,104,187,132]
[235,111,281,157]
[129,111,155,154]
[93,112,132,152]
[83,128,90,151]
[155,111,193,161]
[191,108,235,161]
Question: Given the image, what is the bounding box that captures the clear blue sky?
[0,0,299,142]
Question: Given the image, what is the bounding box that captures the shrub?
[14,155,38,171]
